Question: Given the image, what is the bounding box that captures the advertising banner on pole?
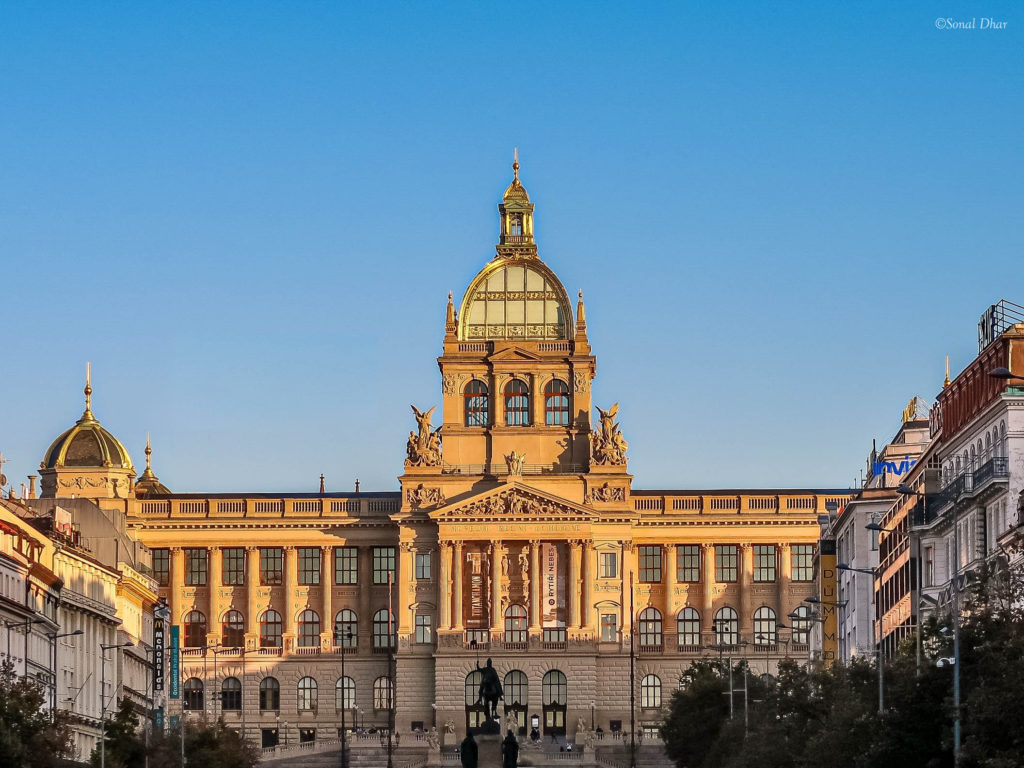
[169,625,180,700]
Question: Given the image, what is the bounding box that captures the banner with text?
[153,618,165,692]
[541,543,566,627]
[169,625,180,700]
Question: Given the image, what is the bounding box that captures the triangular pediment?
[487,346,544,362]
[430,482,595,522]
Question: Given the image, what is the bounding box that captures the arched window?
[297,676,318,711]
[464,381,490,427]
[221,610,244,648]
[640,674,662,708]
[260,610,282,648]
[334,609,358,647]
[753,606,777,645]
[542,670,567,705]
[638,608,663,647]
[504,604,527,644]
[373,609,394,649]
[677,607,701,647]
[713,607,739,646]
[504,670,528,707]
[373,676,393,710]
[259,677,280,711]
[544,379,570,426]
[184,611,206,648]
[221,677,242,711]
[183,677,203,711]
[509,213,523,236]
[298,609,321,647]
[790,606,812,645]
[465,670,483,706]
[504,379,530,426]
[336,676,355,711]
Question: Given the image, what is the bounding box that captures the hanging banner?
[169,625,180,699]
[542,543,565,627]
[153,617,165,692]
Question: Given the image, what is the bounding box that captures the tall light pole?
[100,641,134,768]
[47,629,83,715]
[628,570,636,768]
[837,564,883,713]
[341,630,353,768]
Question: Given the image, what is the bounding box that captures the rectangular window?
[924,546,934,587]
[334,547,358,585]
[714,545,738,583]
[599,552,617,579]
[184,548,208,586]
[791,545,814,582]
[600,614,618,642]
[638,546,662,583]
[298,548,321,585]
[676,545,700,582]
[415,552,431,580]
[222,548,245,586]
[260,548,283,586]
[373,547,396,584]
[152,548,169,587]
[415,614,432,644]
[753,545,776,583]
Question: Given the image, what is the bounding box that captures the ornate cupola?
[496,148,537,259]
[39,364,136,499]
[135,433,171,497]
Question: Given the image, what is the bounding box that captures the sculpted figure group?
[406,405,442,467]
[590,404,628,466]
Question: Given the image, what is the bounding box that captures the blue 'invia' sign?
[873,456,917,476]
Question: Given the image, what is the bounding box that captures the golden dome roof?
[41,367,134,472]
[135,434,170,496]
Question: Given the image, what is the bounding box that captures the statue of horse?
[477,658,504,719]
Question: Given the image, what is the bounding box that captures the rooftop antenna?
[0,451,9,488]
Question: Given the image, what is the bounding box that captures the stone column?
[778,544,792,622]
[702,544,716,631]
[664,544,677,624]
[359,546,372,646]
[490,542,504,636]
[398,543,414,634]
[208,547,222,645]
[322,545,334,648]
[569,541,582,629]
[621,542,635,636]
[529,540,541,632]
[170,547,184,628]
[439,541,452,629]
[582,541,594,631]
[531,373,544,426]
[283,546,296,651]
[740,544,753,643]
[245,546,260,647]
[453,542,465,631]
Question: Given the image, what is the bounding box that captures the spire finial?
[944,355,951,387]
[145,431,153,470]
[83,361,94,418]
[319,474,325,494]
[512,147,519,181]
[445,290,457,336]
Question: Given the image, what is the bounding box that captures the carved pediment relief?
[430,482,595,522]
[487,346,544,362]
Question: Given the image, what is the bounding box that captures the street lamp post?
[837,564,883,713]
[341,630,353,768]
[100,641,134,768]
[47,629,83,715]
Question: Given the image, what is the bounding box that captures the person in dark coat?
[460,731,479,768]
[502,729,519,768]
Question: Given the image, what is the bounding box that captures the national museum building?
[30,159,851,748]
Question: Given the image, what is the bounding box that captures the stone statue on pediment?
[590,404,628,466]
[406,405,442,467]
[504,450,526,476]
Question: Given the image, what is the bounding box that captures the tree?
[147,718,259,768]
[0,659,76,768]
[90,698,146,768]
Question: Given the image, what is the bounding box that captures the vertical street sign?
[169,625,180,700]
[154,617,166,692]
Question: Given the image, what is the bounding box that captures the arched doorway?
[542,670,567,738]
[465,670,488,731]
[503,670,528,735]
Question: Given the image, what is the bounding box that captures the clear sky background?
[1,2,1021,494]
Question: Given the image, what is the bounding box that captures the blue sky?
[1,2,1021,493]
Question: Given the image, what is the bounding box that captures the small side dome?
[135,436,171,497]
[41,368,134,471]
